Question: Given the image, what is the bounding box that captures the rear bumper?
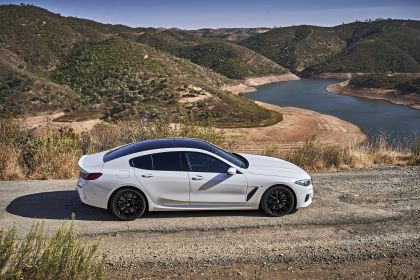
[76,181,107,209]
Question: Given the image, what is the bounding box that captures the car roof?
[103,138,214,162]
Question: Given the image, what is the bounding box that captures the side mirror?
[227,167,237,175]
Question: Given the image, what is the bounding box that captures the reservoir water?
[246,79,420,142]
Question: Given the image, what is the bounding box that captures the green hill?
[0,5,280,127]
[137,29,288,79]
[241,20,420,74]
[349,74,420,95]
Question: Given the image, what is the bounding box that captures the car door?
[131,151,189,206]
[185,151,248,206]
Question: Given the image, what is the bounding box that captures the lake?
[246,79,420,142]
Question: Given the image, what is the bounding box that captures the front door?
[132,152,189,206]
[185,152,248,206]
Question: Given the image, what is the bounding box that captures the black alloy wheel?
[261,186,295,217]
[111,188,146,220]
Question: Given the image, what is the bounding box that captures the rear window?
[130,155,153,170]
[130,152,186,171]
[152,152,182,171]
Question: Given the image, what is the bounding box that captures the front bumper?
[295,184,314,208]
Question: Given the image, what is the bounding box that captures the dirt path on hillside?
[224,101,366,153]
[0,167,418,279]
[18,112,103,136]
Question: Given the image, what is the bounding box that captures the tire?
[261,185,295,217]
[110,188,147,221]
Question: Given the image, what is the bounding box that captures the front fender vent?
[246,187,259,201]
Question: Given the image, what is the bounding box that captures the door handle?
[192,175,203,181]
[141,174,154,178]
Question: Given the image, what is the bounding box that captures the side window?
[185,152,230,173]
[130,154,153,170]
[152,152,183,171]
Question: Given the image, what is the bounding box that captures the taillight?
[80,172,102,180]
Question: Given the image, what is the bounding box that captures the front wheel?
[110,188,147,220]
[261,186,295,217]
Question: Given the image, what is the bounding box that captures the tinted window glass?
[152,152,182,171]
[211,145,246,168]
[130,155,153,170]
[186,152,230,173]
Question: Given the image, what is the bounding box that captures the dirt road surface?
[0,167,419,279]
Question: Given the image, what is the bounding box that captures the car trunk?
[78,151,107,173]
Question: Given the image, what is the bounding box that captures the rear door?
[185,152,248,206]
[132,151,189,206]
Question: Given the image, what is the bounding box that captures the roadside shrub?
[285,137,345,170]
[0,144,23,180]
[410,138,420,165]
[0,221,105,280]
[83,118,226,155]
[27,128,82,179]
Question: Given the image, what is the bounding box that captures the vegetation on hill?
[241,25,345,72]
[0,4,281,127]
[242,20,420,73]
[349,74,420,95]
[137,29,288,79]
[188,27,272,41]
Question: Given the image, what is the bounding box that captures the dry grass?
[0,117,226,180]
[0,145,24,180]
[0,220,105,280]
[264,135,419,172]
[0,117,418,179]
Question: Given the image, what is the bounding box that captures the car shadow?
[6,190,265,221]
[6,191,117,221]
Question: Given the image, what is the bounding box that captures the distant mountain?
[137,28,288,79]
[1,4,419,125]
[189,27,272,41]
[0,5,279,127]
[241,20,420,74]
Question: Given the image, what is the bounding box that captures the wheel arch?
[107,185,150,212]
[259,184,297,210]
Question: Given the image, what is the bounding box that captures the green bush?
[0,221,105,280]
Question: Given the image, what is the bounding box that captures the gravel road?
[1,167,419,279]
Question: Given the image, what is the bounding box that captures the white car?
[77,138,313,220]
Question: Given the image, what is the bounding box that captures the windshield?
[211,144,248,168]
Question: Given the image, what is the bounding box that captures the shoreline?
[327,81,420,110]
[223,101,367,153]
[223,73,300,95]
[308,72,420,80]
[223,74,367,150]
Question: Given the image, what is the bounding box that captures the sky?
[1,0,420,29]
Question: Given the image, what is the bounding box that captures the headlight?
[295,179,311,186]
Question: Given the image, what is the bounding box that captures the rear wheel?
[111,188,146,220]
[261,186,295,217]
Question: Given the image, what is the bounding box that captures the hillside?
[137,29,289,79]
[241,20,420,74]
[188,27,271,41]
[0,5,280,127]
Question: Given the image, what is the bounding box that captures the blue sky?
[1,0,420,29]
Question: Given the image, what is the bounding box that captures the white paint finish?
[188,172,248,206]
[134,169,190,206]
[77,143,313,213]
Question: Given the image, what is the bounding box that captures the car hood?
[239,153,310,178]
